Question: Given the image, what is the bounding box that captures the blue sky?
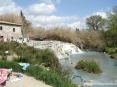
[14,0,117,17]
[0,0,117,28]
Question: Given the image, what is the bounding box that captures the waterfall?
[26,40,83,59]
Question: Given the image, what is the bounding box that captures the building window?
[13,28,15,32]
[0,36,4,42]
[11,36,13,40]
[0,26,2,30]
[0,36,3,38]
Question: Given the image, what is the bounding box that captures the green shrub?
[0,61,76,87]
[75,60,102,74]
[0,60,22,72]
[105,47,117,54]
[14,56,29,63]
[0,42,61,72]
[111,53,117,59]
[26,65,76,87]
[38,49,61,71]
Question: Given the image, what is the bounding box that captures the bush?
[0,60,22,72]
[104,47,117,59]
[0,61,76,87]
[75,60,102,74]
[0,42,61,72]
[76,30,105,50]
[105,47,117,54]
[26,65,76,87]
[14,56,29,63]
[38,49,61,72]
[29,27,105,50]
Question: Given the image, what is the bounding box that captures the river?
[26,40,117,87]
[59,51,117,87]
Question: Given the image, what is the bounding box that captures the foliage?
[105,47,117,54]
[86,15,105,30]
[0,42,61,72]
[29,27,105,50]
[37,49,61,72]
[76,30,105,50]
[0,60,22,72]
[26,65,77,87]
[75,60,102,74]
[20,11,32,37]
[0,60,76,87]
[104,47,117,59]
[104,6,117,47]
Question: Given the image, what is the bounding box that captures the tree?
[86,15,105,30]
[105,6,117,47]
[20,11,31,38]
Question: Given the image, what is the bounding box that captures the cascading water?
[26,40,83,59]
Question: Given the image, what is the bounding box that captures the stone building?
[0,21,22,42]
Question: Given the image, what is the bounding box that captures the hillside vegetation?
[29,27,105,51]
[0,42,77,87]
[0,41,61,72]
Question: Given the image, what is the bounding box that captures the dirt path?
[5,74,52,87]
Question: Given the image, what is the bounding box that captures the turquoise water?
[60,52,117,87]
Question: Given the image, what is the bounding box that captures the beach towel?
[0,69,9,84]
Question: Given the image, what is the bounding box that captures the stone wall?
[0,24,22,41]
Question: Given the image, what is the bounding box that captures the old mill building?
[0,21,23,42]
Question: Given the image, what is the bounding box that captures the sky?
[0,0,117,29]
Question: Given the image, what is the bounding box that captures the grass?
[0,60,77,87]
[0,41,61,72]
[26,65,77,87]
[105,47,117,59]
[105,47,117,54]
[75,60,102,74]
[0,41,77,87]
[0,61,22,72]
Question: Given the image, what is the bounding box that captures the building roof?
[0,21,22,26]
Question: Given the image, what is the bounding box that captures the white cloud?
[93,11,107,18]
[25,3,56,15]
[26,15,80,27]
[0,0,12,6]
[38,0,62,4]
[0,0,84,29]
[0,0,21,15]
[68,21,86,29]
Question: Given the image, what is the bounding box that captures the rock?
[26,40,84,59]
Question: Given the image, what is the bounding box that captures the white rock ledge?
[26,40,83,59]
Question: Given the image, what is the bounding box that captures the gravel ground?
[5,74,52,87]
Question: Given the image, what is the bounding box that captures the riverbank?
[0,42,78,87]
[6,74,52,87]
[104,47,117,59]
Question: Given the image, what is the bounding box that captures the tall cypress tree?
[20,11,31,38]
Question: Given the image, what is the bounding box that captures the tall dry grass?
[29,27,105,50]
[76,30,105,50]
[0,13,22,24]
